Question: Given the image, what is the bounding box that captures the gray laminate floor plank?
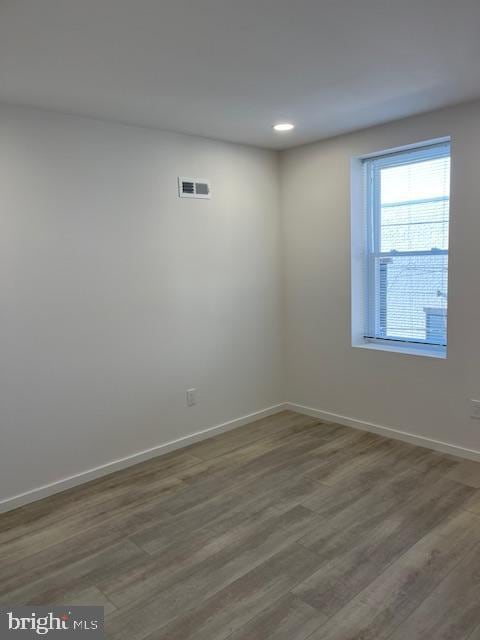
[294,478,475,616]
[102,497,311,607]
[386,539,480,640]
[304,509,480,640]
[105,506,322,638]
[229,593,326,640]
[139,543,322,640]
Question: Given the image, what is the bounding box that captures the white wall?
[0,105,283,503]
[281,100,480,453]
[4,98,480,508]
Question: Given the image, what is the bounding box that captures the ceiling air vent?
[178,177,211,199]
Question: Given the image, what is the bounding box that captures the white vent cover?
[178,177,211,199]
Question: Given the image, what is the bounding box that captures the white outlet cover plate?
[186,388,197,406]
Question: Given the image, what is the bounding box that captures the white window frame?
[353,139,451,359]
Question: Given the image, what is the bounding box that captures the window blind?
[363,142,450,351]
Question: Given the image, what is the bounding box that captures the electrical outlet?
[186,388,197,407]
[470,399,480,419]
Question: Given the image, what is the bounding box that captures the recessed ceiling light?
[273,122,295,132]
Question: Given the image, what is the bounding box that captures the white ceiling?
[1,0,480,149]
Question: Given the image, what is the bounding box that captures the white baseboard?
[0,403,288,514]
[286,402,480,463]
[5,400,477,514]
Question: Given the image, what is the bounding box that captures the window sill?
[352,341,446,359]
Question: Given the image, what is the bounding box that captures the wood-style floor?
[2,410,480,639]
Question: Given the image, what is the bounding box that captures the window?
[360,141,451,356]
